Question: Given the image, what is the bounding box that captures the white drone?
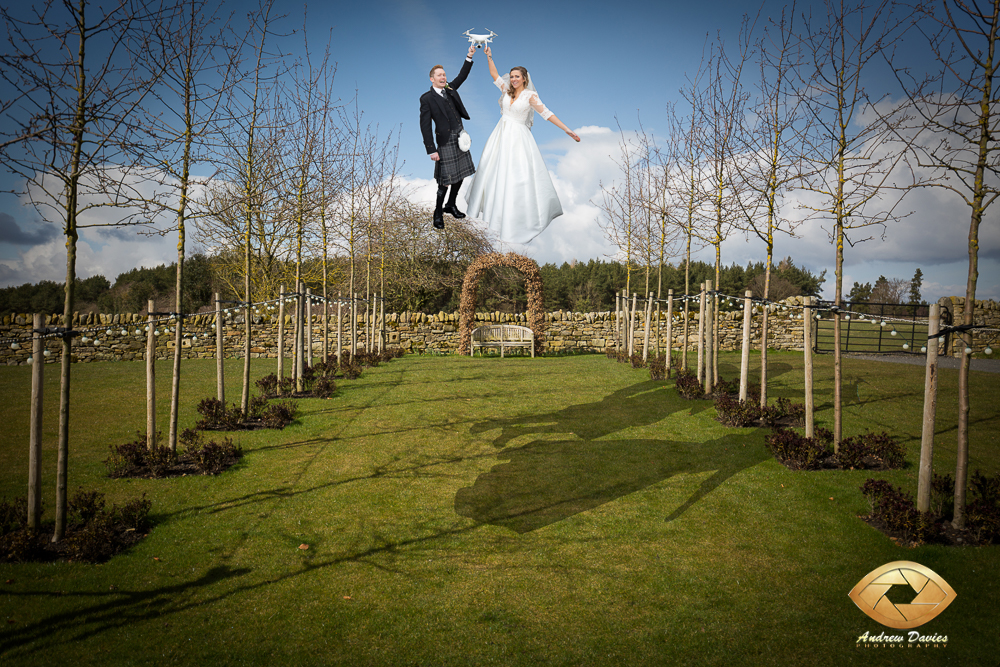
[463,29,498,49]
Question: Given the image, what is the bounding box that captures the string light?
[10,343,19,350]
[43,350,51,357]
[902,343,909,350]
[921,346,927,353]
[965,346,973,354]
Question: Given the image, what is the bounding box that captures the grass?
[0,351,998,666]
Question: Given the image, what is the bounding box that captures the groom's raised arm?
[450,48,475,90]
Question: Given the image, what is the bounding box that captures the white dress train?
[465,78,563,244]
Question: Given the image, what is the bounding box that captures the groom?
[420,45,477,229]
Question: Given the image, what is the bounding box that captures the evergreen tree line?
[1,255,825,316]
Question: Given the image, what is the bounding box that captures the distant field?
[815,317,929,354]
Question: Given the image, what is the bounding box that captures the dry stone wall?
[3,296,996,365]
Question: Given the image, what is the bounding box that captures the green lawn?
[0,352,997,666]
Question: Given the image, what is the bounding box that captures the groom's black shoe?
[433,209,445,229]
[443,204,466,219]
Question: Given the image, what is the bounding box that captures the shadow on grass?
[457,380,770,533]
[0,521,487,659]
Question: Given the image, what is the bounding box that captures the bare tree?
[799,0,910,447]
[671,62,712,369]
[144,0,236,451]
[703,25,754,385]
[733,5,811,406]
[892,0,1000,527]
[0,0,165,540]
[597,119,646,295]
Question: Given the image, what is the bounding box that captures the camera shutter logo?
[848,561,956,629]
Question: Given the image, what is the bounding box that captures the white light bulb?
[106,330,113,336]
[80,337,88,344]
[94,339,101,345]
[154,330,159,336]
[212,324,216,329]
[121,329,127,336]
[43,350,51,357]
[815,314,821,320]
[891,330,897,336]
[902,343,909,350]
[880,321,886,327]
[986,347,994,355]
[27,357,33,365]
[10,342,19,350]
[844,315,850,321]
[921,346,927,353]
[192,335,198,342]
[144,325,150,332]
[965,347,973,354]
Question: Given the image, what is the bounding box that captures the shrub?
[630,354,645,369]
[255,373,279,397]
[105,432,176,478]
[313,375,336,398]
[759,397,805,427]
[183,432,243,475]
[859,479,931,545]
[262,401,298,429]
[0,496,28,536]
[714,394,762,427]
[64,493,151,563]
[837,431,905,470]
[966,470,1000,544]
[766,428,832,470]
[648,354,667,381]
[674,368,705,400]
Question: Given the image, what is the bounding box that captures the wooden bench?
[470,324,535,358]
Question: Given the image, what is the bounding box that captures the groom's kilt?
[434,131,475,185]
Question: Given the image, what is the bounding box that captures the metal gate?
[814,301,929,354]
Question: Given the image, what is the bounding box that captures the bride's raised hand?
[567,129,580,142]
[484,45,491,59]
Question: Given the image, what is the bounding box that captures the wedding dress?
[464,76,563,244]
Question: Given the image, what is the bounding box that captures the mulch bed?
[859,514,986,548]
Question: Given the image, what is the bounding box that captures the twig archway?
[458,252,545,355]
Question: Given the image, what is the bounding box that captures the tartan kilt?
[434,131,476,185]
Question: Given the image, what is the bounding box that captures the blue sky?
[0,0,997,304]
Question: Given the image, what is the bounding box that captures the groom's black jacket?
[419,58,473,154]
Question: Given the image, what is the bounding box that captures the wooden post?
[917,303,941,513]
[352,293,358,360]
[615,291,622,352]
[665,290,674,377]
[306,287,313,367]
[323,290,329,363]
[295,281,304,393]
[277,284,285,390]
[642,292,653,362]
[697,283,706,386]
[681,291,690,370]
[379,293,385,353]
[337,291,343,364]
[740,290,752,402]
[28,313,44,530]
[704,281,714,396]
[215,293,224,403]
[804,297,815,438]
[628,293,637,357]
[146,300,156,448]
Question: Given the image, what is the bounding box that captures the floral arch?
[458,252,545,356]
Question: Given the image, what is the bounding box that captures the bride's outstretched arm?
[484,46,500,81]
[547,115,581,142]
[527,93,581,142]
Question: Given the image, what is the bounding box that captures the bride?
[464,46,580,244]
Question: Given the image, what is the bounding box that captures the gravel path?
[844,353,1000,374]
